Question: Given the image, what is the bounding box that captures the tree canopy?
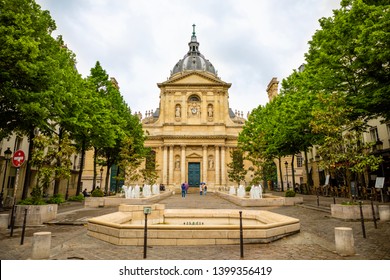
[1,0,145,199]
[239,0,388,195]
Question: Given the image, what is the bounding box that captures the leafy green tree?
[311,92,383,198]
[305,0,390,121]
[239,105,284,190]
[43,36,86,195]
[0,0,57,138]
[117,136,145,185]
[86,62,119,191]
[0,0,83,199]
[86,61,145,194]
[29,132,75,199]
[227,149,247,186]
[100,103,145,194]
[303,0,387,198]
[71,81,98,195]
[141,148,158,185]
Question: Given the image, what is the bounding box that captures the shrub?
[18,197,46,205]
[91,188,104,197]
[285,189,296,197]
[47,194,65,205]
[67,194,85,201]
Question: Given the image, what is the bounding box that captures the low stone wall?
[15,204,58,226]
[331,204,379,220]
[215,191,303,207]
[0,214,9,229]
[378,205,390,221]
[87,204,301,246]
[84,191,173,208]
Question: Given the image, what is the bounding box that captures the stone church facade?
[138,27,246,191]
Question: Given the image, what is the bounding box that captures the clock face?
[191,107,197,114]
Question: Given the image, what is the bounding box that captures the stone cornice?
[158,71,231,88]
[145,134,238,140]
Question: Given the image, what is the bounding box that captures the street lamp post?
[284,161,289,190]
[100,167,104,195]
[0,148,13,211]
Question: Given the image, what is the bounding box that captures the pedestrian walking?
[200,183,203,195]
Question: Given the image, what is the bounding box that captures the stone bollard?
[31,232,51,260]
[335,227,355,256]
[0,214,9,229]
[378,205,390,221]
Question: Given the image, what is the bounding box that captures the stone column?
[32,232,52,259]
[181,145,186,183]
[221,146,226,186]
[168,145,174,185]
[203,145,208,183]
[335,227,355,256]
[162,146,168,185]
[215,145,220,186]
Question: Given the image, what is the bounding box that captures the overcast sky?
[36,0,340,117]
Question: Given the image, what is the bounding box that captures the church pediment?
[159,72,230,87]
[187,152,202,158]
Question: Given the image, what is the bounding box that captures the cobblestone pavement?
[0,191,389,260]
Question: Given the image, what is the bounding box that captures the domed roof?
[171,25,217,76]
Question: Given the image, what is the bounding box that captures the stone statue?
[229,186,236,195]
[208,106,213,117]
[237,185,245,197]
[250,185,263,199]
[208,158,214,169]
[175,106,181,117]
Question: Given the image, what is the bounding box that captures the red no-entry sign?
[12,150,26,168]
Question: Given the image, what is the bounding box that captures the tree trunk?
[304,149,313,192]
[92,147,97,191]
[104,155,111,195]
[346,168,352,200]
[291,154,296,191]
[278,157,284,192]
[53,128,63,195]
[76,139,86,196]
[105,166,110,195]
[22,128,35,200]
[115,165,120,193]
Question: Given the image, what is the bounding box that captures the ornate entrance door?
[188,162,200,187]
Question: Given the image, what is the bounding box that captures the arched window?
[188,95,200,102]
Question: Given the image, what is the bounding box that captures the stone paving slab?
[0,192,389,260]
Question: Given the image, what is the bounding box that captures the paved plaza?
[0,191,389,260]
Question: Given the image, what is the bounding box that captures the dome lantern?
[171,25,217,77]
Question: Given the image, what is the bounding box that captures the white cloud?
[36,0,340,116]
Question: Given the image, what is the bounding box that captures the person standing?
[185,182,189,194]
[181,183,187,198]
[203,183,207,195]
[199,183,203,195]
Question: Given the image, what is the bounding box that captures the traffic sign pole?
[9,149,24,235]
